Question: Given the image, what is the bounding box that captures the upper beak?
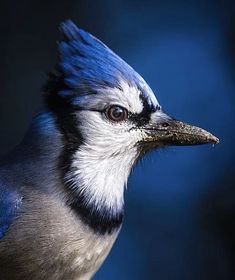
[143,115,219,146]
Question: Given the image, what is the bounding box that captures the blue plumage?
[59,20,134,90]
[0,186,22,239]
[0,20,218,279]
[46,20,158,112]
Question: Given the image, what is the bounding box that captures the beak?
[142,114,219,146]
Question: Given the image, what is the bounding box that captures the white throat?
[65,144,137,214]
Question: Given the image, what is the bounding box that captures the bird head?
[43,20,219,217]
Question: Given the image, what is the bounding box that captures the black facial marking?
[129,91,159,127]
[44,84,123,235]
[44,80,83,175]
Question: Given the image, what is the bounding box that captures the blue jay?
[0,20,219,280]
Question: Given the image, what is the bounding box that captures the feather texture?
[0,186,22,240]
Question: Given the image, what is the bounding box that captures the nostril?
[162,122,170,128]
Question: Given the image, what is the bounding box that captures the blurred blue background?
[1,0,235,279]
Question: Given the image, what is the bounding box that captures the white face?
[74,80,160,152]
[65,80,161,213]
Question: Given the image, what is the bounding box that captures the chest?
[0,192,120,280]
[63,225,119,279]
[67,230,118,279]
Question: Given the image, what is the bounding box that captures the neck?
[64,144,134,234]
[31,107,125,234]
[60,134,130,235]
[2,110,125,234]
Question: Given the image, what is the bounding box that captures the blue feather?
[59,20,144,90]
[0,186,22,239]
[44,20,159,112]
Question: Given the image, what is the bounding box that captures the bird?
[0,20,219,280]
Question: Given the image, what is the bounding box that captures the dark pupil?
[111,107,123,119]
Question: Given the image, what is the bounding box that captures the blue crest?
[58,20,137,92]
[44,20,159,111]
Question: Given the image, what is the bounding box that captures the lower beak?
[143,118,219,146]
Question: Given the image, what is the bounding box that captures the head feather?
[44,20,159,111]
[59,20,136,91]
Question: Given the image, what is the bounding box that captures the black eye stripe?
[138,91,160,112]
[128,92,159,126]
[129,111,151,126]
[71,89,160,127]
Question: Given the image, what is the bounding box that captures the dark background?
[1,0,235,279]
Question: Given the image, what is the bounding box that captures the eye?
[105,105,128,122]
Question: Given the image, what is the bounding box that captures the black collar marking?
[44,86,123,235]
[70,194,123,235]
